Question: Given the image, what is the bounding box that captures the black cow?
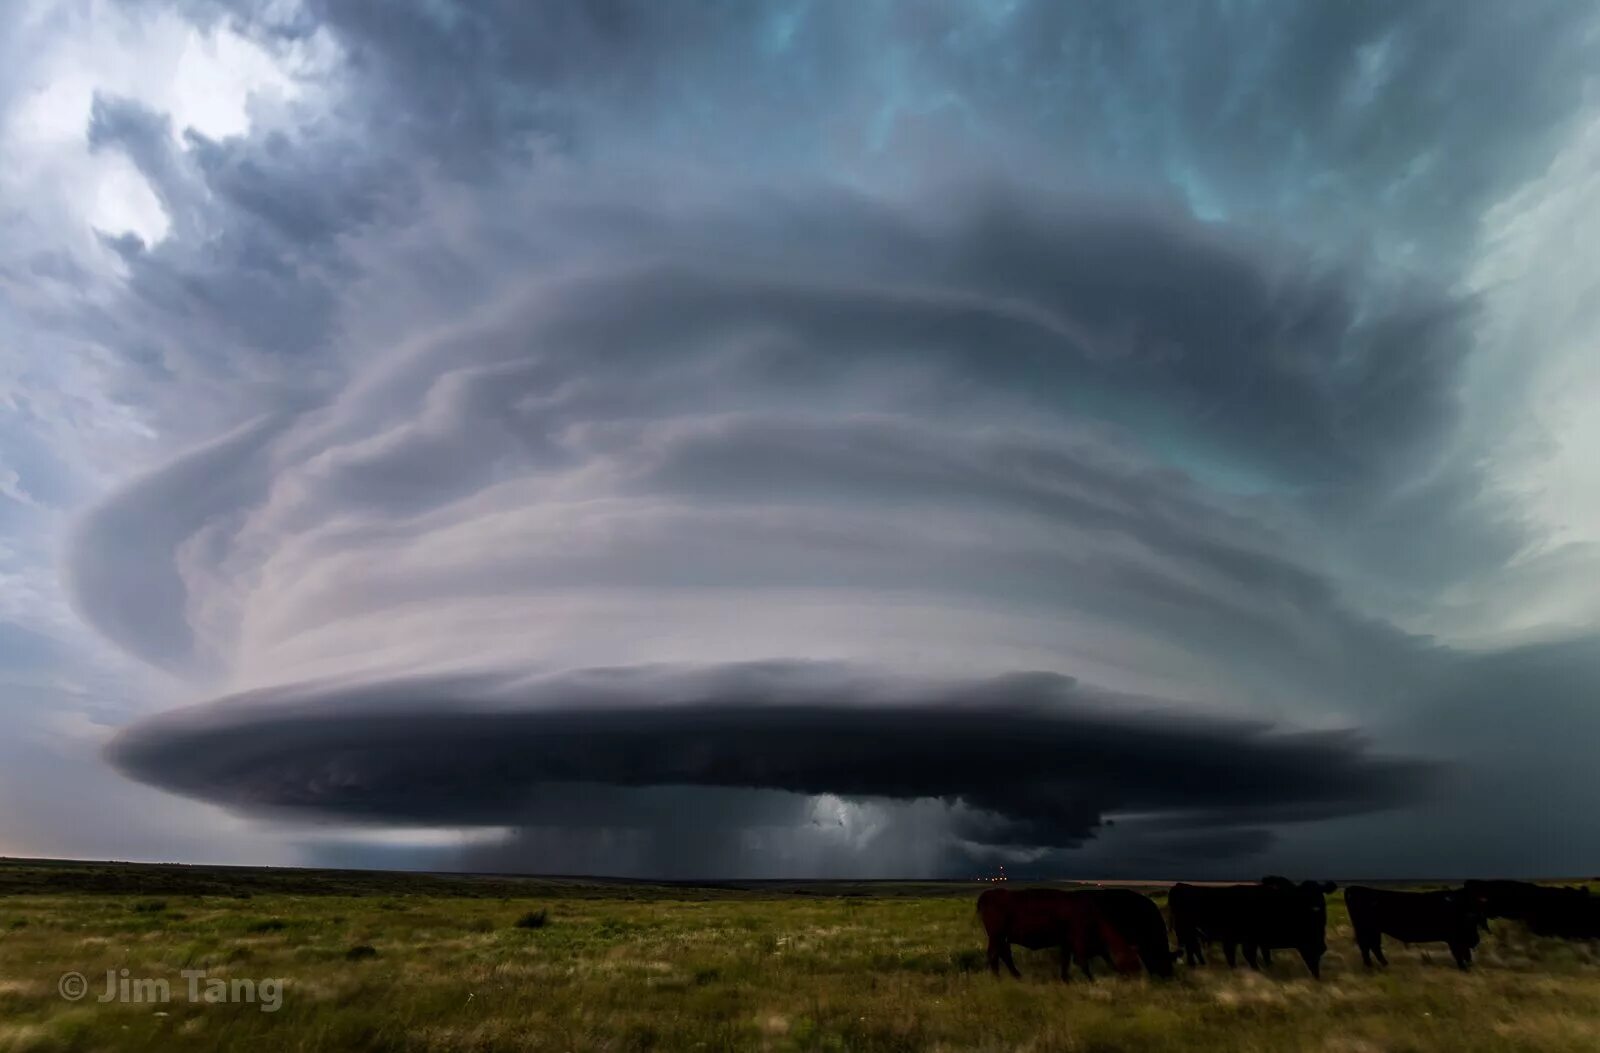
[1170,876,1336,978]
[1464,879,1579,920]
[1170,882,1255,968]
[1529,896,1600,939]
[1464,879,1597,938]
[1077,888,1177,978]
[1345,886,1481,970]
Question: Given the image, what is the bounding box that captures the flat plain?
[2,859,1598,1052]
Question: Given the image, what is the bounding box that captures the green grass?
[1,860,1598,1051]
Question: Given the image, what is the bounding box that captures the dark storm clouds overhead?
[68,0,1597,434]
[6,0,1599,874]
[107,663,1439,853]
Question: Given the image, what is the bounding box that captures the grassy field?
[2,860,1599,1052]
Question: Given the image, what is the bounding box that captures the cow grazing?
[1464,879,1597,938]
[976,888,1143,981]
[1170,882,1255,969]
[1464,879,1579,920]
[1247,877,1339,978]
[1169,876,1336,978]
[1077,888,1177,978]
[1345,886,1481,970]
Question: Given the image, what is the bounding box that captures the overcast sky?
[2,0,1599,879]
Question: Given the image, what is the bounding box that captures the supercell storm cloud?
[75,190,1457,871]
[3,1,1600,875]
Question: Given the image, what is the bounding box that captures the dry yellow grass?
[0,863,1597,1051]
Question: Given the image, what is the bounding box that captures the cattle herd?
[977,877,1600,981]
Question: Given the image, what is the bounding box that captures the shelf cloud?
[108,662,1440,873]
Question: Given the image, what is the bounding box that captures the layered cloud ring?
[72,186,1465,869]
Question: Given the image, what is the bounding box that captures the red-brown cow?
[977,887,1142,981]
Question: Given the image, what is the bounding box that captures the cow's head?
[1125,895,1177,979]
[1295,881,1336,927]
[1440,892,1484,949]
[1469,896,1493,933]
[1463,882,1494,920]
[1296,880,1336,976]
[1139,940,1177,979]
[1261,877,1335,967]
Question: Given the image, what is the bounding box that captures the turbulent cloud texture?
[3,0,1599,875]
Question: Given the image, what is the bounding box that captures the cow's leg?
[998,941,1022,979]
[1242,943,1260,970]
[1355,927,1376,967]
[1451,943,1472,971]
[1300,948,1323,980]
[1070,929,1099,981]
[1059,943,1074,982]
[986,935,1003,976]
[1260,947,1273,966]
[1372,938,1389,967]
[1223,941,1238,968]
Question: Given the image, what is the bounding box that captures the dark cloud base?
[108,662,1439,859]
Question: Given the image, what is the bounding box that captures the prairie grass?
[0,860,1597,1051]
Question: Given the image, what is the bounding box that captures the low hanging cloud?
[106,662,1440,864]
